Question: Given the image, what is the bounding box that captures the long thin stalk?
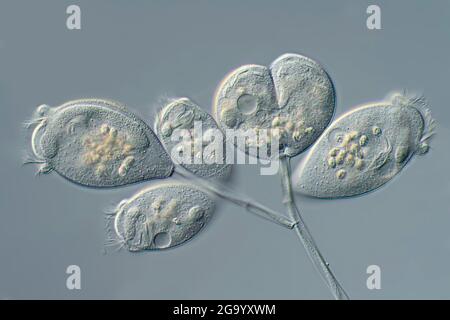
[279,156,349,300]
[174,165,296,229]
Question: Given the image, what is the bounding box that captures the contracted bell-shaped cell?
[155,97,231,179]
[113,182,215,251]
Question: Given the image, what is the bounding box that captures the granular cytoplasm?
[113,182,215,251]
[25,99,296,230]
[213,54,349,300]
[213,53,335,158]
[294,92,436,198]
[26,99,174,187]
[155,97,231,179]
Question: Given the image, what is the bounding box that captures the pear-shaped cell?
[294,93,435,198]
[27,99,174,187]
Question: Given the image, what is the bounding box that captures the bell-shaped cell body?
[29,99,174,187]
[155,98,231,178]
[113,182,215,251]
[294,93,435,198]
[213,53,335,159]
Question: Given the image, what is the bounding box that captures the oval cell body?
[155,97,231,179]
[29,99,174,187]
[294,93,434,198]
[113,182,215,251]
[213,53,335,159]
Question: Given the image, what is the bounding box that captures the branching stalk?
[279,156,349,300]
[174,165,296,229]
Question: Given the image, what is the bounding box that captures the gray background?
[0,0,449,299]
